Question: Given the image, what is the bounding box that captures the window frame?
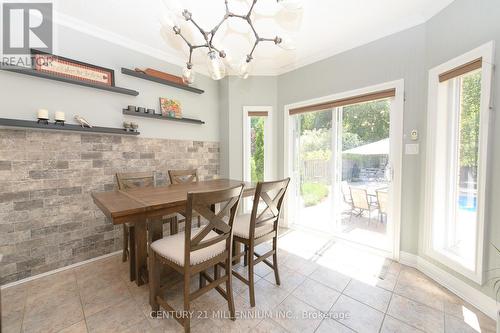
[242,106,273,183]
[423,42,494,284]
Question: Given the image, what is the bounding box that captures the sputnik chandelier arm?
[168,0,300,83]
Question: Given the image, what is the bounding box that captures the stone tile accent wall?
[0,129,219,284]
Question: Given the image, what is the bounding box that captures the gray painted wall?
[276,0,499,299]
[218,76,278,180]
[0,24,220,142]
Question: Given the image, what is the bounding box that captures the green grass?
[301,182,329,207]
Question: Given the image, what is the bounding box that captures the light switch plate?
[405,143,419,155]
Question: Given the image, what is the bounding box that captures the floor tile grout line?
[377,266,401,333]
[74,268,91,333]
[385,269,443,333]
[317,278,360,333]
[18,280,29,333]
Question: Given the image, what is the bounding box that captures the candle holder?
[54,111,65,126]
[37,109,49,125]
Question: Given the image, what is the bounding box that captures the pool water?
[459,195,477,211]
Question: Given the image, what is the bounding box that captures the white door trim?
[283,79,405,260]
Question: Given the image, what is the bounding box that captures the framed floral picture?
[159,98,182,118]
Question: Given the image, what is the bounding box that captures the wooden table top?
[91,178,255,222]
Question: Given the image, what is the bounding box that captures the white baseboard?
[400,251,498,321]
[1,251,121,290]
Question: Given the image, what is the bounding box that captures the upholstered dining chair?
[168,169,201,230]
[229,178,290,307]
[149,184,244,333]
[115,171,177,281]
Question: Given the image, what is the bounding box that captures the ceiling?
[53,0,455,76]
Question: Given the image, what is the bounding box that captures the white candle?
[54,111,65,121]
[37,109,49,119]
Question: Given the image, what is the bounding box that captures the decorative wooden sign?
[31,49,115,86]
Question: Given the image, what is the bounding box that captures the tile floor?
[1,228,496,333]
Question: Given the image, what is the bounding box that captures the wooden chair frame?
[149,184,244,333]
[229,178,290,307]
[168,169,199,184]
[168,169,201,230]
[116,171,177,282]
[116,171,157,266]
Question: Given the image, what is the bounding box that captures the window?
[243,107,272,212]
[424,42,494,283]
[243,106,272,183]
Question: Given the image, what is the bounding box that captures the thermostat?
[410,129,418,141]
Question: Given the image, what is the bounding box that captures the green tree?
[250,117,265,182]
[300,111,332,134]
[342,100,390,145]
[460,71,481,169]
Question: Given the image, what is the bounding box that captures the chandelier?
[161,0,302,84]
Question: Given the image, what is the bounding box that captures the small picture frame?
[159,97,182,118]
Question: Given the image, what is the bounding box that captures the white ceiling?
[53,0,455,76]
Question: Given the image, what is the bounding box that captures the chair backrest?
[184,184,244,264]
[248,178,290,239]
[116,171,156,190]
[341,181,352,203]
[350,187,370,210]
[376,189,388,214]
[168,169,199,184]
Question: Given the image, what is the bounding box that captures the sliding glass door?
[288,90,400,255]
[336,100,392,252]
[290,109,335,232]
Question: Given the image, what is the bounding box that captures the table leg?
[134,221,147,286]
[129,226,136,282]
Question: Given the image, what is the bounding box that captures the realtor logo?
[2,2,53,54]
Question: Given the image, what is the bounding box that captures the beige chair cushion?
[233,214,274,239]
[151,228,225,266]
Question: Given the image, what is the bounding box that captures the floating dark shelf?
[123,110,205,124]
[0,118,140,136]
[121,68,204,94]
[0,64,139,96]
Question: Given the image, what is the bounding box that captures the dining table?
[91,178,256,286]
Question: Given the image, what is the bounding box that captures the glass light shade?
[206,50,226,80]
[238,61,251,79]
[182,67,195,85]
[277,0,303,10]
[161,0,183,14]
[160,12,179,30]
[277,35,296,50]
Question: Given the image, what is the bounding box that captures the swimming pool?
[459,195,477,211]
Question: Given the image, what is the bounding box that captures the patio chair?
[349,187,378,223]
[341,181,354,212]
[376,189,388,223]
